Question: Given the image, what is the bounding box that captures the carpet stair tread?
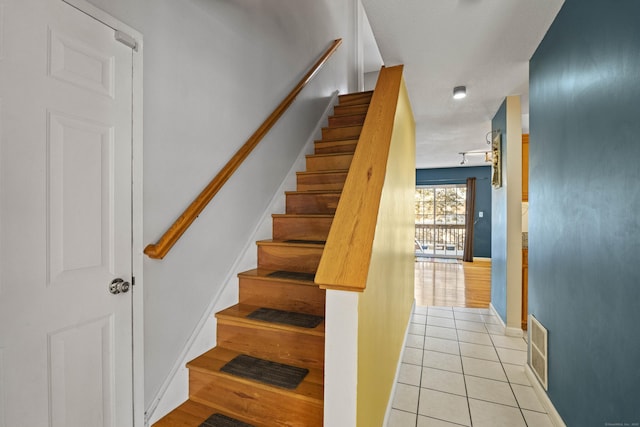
[216,304,325,335]
[187,347,324,402]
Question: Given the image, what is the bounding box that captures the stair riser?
[314,140,358,155]
[272,216,333,241]
[216,322,325,370]
[338,92,373,106]
[333,104,369,116]
[239,278,325,316]
[297,172,347,192]
[190,372,323,427]
[328,114,366,127]
[306,154,353,171]
[257,245,323,274]
[285,193,341,215]
[321,125,362,141]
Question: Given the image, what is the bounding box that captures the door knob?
[109,278,130,294]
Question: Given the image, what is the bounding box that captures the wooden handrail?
[145,39,342,259]
[314,65,407,291]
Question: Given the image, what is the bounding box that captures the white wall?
[84,0,358,413]
[364,71,380,91]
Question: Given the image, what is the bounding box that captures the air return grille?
[529,314,548,390]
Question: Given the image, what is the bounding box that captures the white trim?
[525,364,567,427]
[62,0,143,46]
[382,300,416,427]
[145,92,340,425]
[324,290,359,426]
[473,257,491,262]
[489,303,503,325]
[506,326,524,338]
[489,303,523,337]
[130,32,144,427]
[505,96,523,333]
[354,0,365,92]
[57,2,145,426]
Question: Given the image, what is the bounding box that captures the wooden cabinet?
[522,134,529,201]
[522,249,528,330]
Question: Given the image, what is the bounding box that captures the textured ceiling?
[360,0,564,169]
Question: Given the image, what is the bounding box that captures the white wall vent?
[528,314,548,390]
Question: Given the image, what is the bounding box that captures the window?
[415,185,466,258]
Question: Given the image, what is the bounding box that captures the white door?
[0,0,135,426]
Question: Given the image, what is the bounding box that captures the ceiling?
[360,0,564,169]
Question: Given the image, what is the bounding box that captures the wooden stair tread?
[333,104,369,116]
[272,213,334,219]
[322,123,363,131]
[329,111,367,119]
[328,114,366,127]
[305,152,353,159]
[320,125,363,141]
[153,400,258,427]
[216,303,325,336]
[187,347,324,403]
[337,99,372,107]
[238,268,317,285]
[339,90,373,98]
[319,136,361,143]
[296,169,349,176]
[152,399,212,427]
[314,138,358,145]
[256,239,325,247]
[284,189,342,195]
[338,91,373,105]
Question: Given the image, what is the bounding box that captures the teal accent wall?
[490,101,507,322]
[416,166,492,258]
[529,0,640,424]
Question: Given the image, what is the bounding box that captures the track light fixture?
[459,150,491,165]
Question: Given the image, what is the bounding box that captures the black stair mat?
[267,270,315,282]
[199,413,255,427]
[247,307,323,329]
[220,354,309,390]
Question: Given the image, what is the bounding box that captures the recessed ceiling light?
[453,86,467,100]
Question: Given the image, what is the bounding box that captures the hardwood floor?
[414,258,491,308]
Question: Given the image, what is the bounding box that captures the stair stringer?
[145,91,340,426]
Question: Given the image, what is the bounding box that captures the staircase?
[153,90,373,427]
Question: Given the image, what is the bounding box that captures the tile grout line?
[489,324,532,427]
[414,316,426,427]
[454,315,474,427]
[425,308,472,427]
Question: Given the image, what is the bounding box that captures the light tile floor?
[388,306,553,427]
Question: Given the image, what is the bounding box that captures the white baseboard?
[506,326,524,338]
[525,364,567,427]
[489,303,523,337]
[489,303,505,330]
[473,257,491,262]
[382,300,416,427]
[144,91,340,426]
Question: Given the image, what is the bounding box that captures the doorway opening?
[414,184,467,259]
